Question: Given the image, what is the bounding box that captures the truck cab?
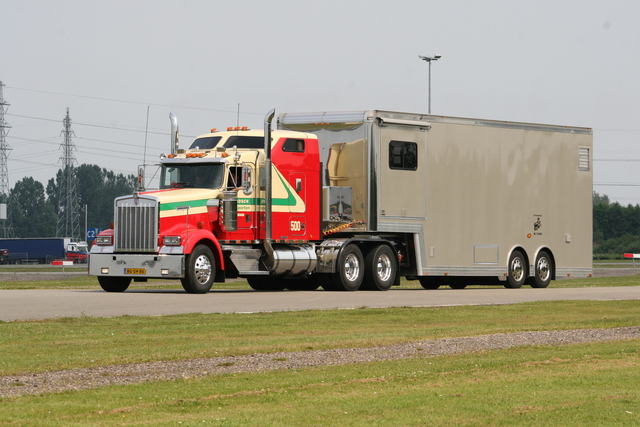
[90,126,322,293]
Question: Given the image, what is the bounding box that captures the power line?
[7,112,201,139]
[5,85,263,116]
[594,183,640,187]
[594,159,640,162]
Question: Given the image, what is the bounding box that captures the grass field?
[2,340,639,426]
[1,265,639,425]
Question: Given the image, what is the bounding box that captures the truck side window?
[228,166,243,189]
[282,138,305,152]
[389,140,418,170]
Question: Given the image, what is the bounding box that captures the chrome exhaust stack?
[263,109,276,269]
[169,112,179,155]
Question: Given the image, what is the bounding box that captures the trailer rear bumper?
[89,253,185,279]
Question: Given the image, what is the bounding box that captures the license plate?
[125,268,146,275]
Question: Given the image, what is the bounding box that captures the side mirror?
[241,166,253,195]
[137,166,145,191]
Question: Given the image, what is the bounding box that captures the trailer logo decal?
[533,215,542,235]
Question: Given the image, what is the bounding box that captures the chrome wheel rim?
[537,257,550,282]
[344,253,361,282]
[376,253,393,282]
[194,254,212,285]
[510,257,524,282]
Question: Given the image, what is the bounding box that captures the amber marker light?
[527,234,532,238]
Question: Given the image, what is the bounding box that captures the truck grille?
[114,195,159,252]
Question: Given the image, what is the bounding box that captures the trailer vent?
[578,147,590,171]
[114,195,159,252]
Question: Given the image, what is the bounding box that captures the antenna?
[236,103,240,130]
[143,105,149,165]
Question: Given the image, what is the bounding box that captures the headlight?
[95,235,113,246]
[163,236,182,246]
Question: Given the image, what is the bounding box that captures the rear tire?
[361,245,396,291]
[98,276,131,292]
[505,250,527,289]
[531,250,553,288]
[181,245,215,294]
[321,244,364,291]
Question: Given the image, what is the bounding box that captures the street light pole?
[418,54,442,114]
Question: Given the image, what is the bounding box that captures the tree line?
[5,164,135,239]
[593,191,640,258]
[3,176,638,258]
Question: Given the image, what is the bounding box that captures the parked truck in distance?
[0,238,88,264]
[89,109,593,293]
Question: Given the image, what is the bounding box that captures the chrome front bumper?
[89,253,185,278]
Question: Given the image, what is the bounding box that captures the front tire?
[181,245,215,294]
[505,250,527,289]
[98,276,131,292]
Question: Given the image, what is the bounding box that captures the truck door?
[379,125,427,219]
[228,165,256,230]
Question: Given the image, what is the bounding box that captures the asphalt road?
[1,286,639,322]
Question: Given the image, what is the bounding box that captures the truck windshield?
[160,163,225,189]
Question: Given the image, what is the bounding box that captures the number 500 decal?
[290,220,302,231]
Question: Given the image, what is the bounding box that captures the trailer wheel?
[361,245,396,291]
[531,250,553,288]
[323,244,364,291]
[449,283,467,289]
[505,250,527,289]
[418,277,440,289]
[247,276,286,291]
[98,276,131,292]
[181,244,215,294]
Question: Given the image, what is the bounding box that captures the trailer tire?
[418,277,440,289]
[323,244,364,291]
[361,244,396,291]
[247,276,286,291]
[505,250,527,289]
[449,283,467,289]
[98,276,131,292]
[181,244,215,294]
[531,250,553,288]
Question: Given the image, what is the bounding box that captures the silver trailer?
[278,110,593,288]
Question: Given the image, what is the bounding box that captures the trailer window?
[389,140,418,170]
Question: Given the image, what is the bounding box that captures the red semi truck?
[89,110,593,293]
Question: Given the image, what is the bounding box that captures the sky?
[1,0,639,203]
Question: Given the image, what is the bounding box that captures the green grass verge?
[2,339,639,426]
[2,300,640,376]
